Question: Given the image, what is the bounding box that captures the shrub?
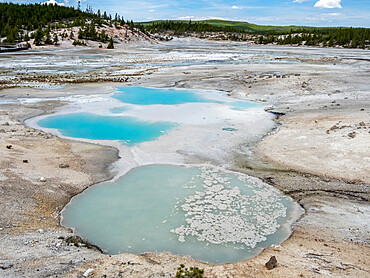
[176,264,204,278]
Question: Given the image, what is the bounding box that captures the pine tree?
[5,28,16,43]
[360,38,365,49]
[107,37,114,49]
[328,37,334,47]
[45,30,52,44]
[100,29,107,42]
[34,27,44,45]
[78,27,83,39]
[53,33,59,45]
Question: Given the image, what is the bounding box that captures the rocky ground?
[0,42,369,277]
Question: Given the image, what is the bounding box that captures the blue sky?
[2,0,370,27]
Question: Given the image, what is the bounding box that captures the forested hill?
[0,2,145,47]
[1,3,91,29]
[200,20,316,34]
[0,3,92,40]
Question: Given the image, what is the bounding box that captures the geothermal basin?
[29,86,303,264]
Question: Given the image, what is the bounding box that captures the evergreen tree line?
[78,21,109,43]
[258,28,369,49]
[32,25,64,46]
[142,20,240,35]
[76,20,115,47]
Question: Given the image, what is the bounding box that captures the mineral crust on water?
[171,167,287,248]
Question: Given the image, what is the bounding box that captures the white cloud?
[177,16,195,20]
[314,0,342,9]
[305,12,343,22]
[324,12,342,16]
[293,0,309,3]
[231,6,243,10]
[43,0,64,5]
[176,16,240,21]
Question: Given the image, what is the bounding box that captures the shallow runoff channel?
[26,86,303,264]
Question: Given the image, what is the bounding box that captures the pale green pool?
[62,164,300,264]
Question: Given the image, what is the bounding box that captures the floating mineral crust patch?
[171,167,288,248]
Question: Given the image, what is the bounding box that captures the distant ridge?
[139,19,364,34]
[140,19,369,48]
[200,19,314,34]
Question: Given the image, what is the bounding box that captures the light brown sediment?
[0,42,369,277]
